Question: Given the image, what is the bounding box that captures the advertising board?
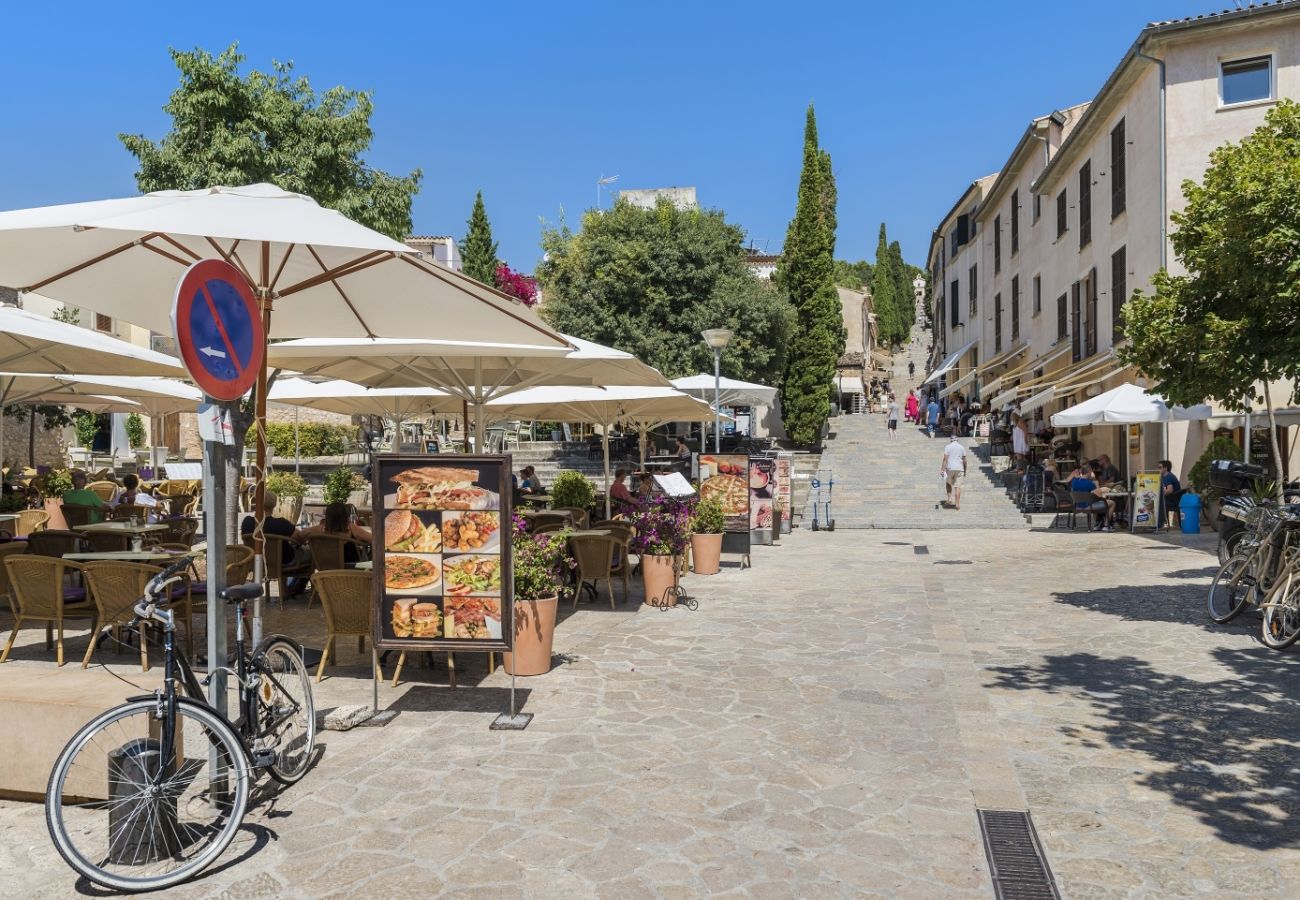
[749,456,776,545]
[1132,471,1161,531]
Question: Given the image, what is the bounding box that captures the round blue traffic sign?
[171,259,265,402]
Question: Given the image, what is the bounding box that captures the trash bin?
[107,739,179,864]
[1180,492,1202,535]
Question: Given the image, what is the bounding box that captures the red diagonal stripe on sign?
[197,282,244,378]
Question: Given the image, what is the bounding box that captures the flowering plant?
[511,515,575,601]
[495,264,539,307]
[628,496,694,557]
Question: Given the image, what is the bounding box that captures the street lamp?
[701,328,733,452]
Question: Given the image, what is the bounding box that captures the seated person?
[1070,465,1115,531]
[1095,454,1122,487]
[1159,459,1182,526]
[675,437,691,459]
[241,491,309,587]
[62,470,107,523]
[610,468,637,513]
[519,466,543,495]
[298,502,372,567]
[115,473,158,520]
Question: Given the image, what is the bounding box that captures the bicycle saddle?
[219,584,264,603]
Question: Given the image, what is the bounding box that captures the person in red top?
[904,389,920,424]
[610,468,638,514]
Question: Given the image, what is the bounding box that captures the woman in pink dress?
[904,390,920,424]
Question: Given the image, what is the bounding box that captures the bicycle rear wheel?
[1208,556,1254,624]
[1262,570,1300,650]
[45,698,249,893]
[257,638,316,784]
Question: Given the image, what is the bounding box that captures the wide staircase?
[803,327,1029,530]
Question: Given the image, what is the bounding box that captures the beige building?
[926,1,1300,478]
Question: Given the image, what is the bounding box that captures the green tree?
[1120,100,1300,494]
[774,104,842,446]
[889,240,915,331]
[537,200,794,387]
[52,305,80,325]
[871,224,901,346]
[120,44,421,241]
[833,260,873,290]
[459,190,499,285]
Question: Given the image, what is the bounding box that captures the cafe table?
[77,522,170,537]
[523,493,553,508]
[65,550,188,563]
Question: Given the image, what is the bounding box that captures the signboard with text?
[1133,471,1161,531]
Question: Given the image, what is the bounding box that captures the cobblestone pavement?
[7,519,1300,897]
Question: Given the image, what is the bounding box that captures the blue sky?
[2,1,1209,272]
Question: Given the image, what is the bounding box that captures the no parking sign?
[171,259,265,402]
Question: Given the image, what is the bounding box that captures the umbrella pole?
[294,406,300,476]
[462,400,470,452]
[252,250,273,648]
[603,425,611,520]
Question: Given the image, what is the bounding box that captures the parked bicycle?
[1206,503,1300,623]
[45,555,315,892]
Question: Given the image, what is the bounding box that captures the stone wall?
[1,411,69,469]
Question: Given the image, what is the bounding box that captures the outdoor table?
[65,550,187,562]
[77,522,170,536]
[0,513,19,526]
[523,493,553,508]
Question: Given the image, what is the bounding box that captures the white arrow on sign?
[199,346,227,359]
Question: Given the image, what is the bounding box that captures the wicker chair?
[529,512,571,532]
[15,509,49,537]
[178,545,254,655]
[247,533,312,605]
[313,570,381,683]
[532,521,568,536]
[26,530,88,558]
[87,481,119,503]
[81,561,161,670]
[305,534,368,609]
[2,556,93,666]
[594,521,634,600]
[552,507,590,529]
[155,517,199,547]
[61,503,103,528]
[570,534,618,609]
[82,531,131,553]
[0,542,27,616]
[109,504,153,522]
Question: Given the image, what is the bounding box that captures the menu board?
[1132,471,1161,531]
[371,455,513,652]
[774,452,794,535]
[749,457,776,545]
[696,454,750,533]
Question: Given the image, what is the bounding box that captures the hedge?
[258,422,358,458]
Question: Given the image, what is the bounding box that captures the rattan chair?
[2,556,93,666]
[305,534,368,609]
[155,517,199,547]
[178,545,253,656]
[248,533,312,605]
[15,509,49,537]
[313,570,381,683]
[25,530,87,558]
[0,542,27,617]
[532,521,568,536]
[552,507,590,529]
[595,521,634,599]
[87,480,119,503]
[570,534,618,609]
[82,531,131,553]
[109,504,153,522]
[529,512,570,532]
[60,503,102,528]
[81,561,161,670]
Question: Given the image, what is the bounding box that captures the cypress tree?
[777,104,841,446]
[871,224,899,346]
[459,190,499,285]
[889,240,914,331]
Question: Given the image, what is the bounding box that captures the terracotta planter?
[502,595,559,676]
[274,496,304,526]
[641,554,678,606]
[691,533,723,575]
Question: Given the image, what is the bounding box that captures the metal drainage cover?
[913,545,930,555]
[934,560,973,565]
[977,809,1060,900]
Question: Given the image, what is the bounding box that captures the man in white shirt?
[940,437,969,511]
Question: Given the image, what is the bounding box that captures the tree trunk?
[1263,381,1286,502]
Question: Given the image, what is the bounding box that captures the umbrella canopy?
[267,377,460,420]
[670,374,777,408]
[0,306,184,377]
[1051,383,1212,427]
[49,375,202,417]
[0,184,568,347]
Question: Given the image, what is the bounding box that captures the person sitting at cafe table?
[1159,459,1182,526]
[610,468,638,513]
[298,502,372,567]
[1071,464,1116,532]
[519,465,544,495]
[115,473,158,519]
[62,470,107,523]
[675,436,691,459]
[241,491,310,592]
[1094,454,1122,487]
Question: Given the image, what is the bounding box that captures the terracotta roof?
[406,235,454,242]
[1148,1,1295,27]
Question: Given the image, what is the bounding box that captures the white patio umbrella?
[50,375,202,416]
[268,334,670,448]
[670,374,777,408]
[484,385,718,517]
[1051,383,1211,427]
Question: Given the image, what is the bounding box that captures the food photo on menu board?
[374,457,510,649]
[697,453,750,532]
[749,457,776,535]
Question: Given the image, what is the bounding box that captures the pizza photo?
[701,473,748,516]
[384,554,442,594]
[390,466,497,510]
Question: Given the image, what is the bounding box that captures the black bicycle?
[45,556,315,892]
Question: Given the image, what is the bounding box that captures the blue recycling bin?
[1180,491,1202,534]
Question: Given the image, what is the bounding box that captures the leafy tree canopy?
[460,190,499,284]
[537,199,795,387]
[120,43,421,241]
[834,259,873,290]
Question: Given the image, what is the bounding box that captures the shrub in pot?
[266,471,308,524]
[323,465,366,506]
[550,470,596,515]
[690,496,725,575]
[630,496,694,606]
[503,517,574,676]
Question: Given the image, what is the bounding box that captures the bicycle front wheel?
[1208,556,1254,624]
[1262,570,1300,650]
[257,638,316,784]
[45,698,250,893]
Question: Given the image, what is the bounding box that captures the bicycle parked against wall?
[44,556,315,892]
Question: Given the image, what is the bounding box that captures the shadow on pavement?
[987,647,1300,849]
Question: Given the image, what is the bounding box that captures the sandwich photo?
[391,598,443,639]
[392,466,494,510]
[384,510,442,553]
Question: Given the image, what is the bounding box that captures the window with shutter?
[994,293,1002,354]
[951,279,960,328]
[1110,119,1126,218]
[969,264,978,316]
[1032,274,1041,316]
[1085,268,1098,357]
[1011,190,1019,255]
[1111,246,1127,342]
[95,313,112,333]
[1056,190,1067,238]
[1033,193,1041,223]
[1070,282,1082,362]
[1057,293,1068,340]
[1011,275,1020,341]
[994,215,1002,274]
[1078,161,1092,249]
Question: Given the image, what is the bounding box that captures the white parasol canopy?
[0,306,183,377]
[670,374,777,409]
[49,375,202,417]
[485,385,717,517]
[1051,383,1212,427]
[268,377,460,420]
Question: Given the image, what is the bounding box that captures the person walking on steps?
[908,360,915,378]
[940,436,968,510]
[926,397,941,438]
[886,394,899,440]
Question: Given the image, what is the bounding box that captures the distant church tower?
[912,275,926,319]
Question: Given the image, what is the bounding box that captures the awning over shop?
[837,375,865,395]
[869,349,893,368]
[939,369,976,399]
[1019,387,1056,415]
[978,341,1027,374]
[990,388,1019,410]
[923,339,977,385]
[988,343,1070,393]
[1206,407,1300,429]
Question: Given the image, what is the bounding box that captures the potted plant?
[629,496,694,606]
[502,516,574,676]
[690,496,725,575]
[322,465,364,506]
[72,413,98,453]
[124,413,146,449]
[551,470,595,516]
[266,471,308,524]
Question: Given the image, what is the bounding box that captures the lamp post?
[701,328,733,452]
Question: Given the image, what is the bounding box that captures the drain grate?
[977,809,1060,900]
[913,545,930,555]
[934,559,973,565]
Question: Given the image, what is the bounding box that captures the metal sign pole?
[203,434,228,718]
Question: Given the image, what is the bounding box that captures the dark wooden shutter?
[1033,274,1041,315]
[1056,190,1067,238]
[994,214,1002,273]
[1011,275,1020,341]
[1011,190,1019,255]
[1071,281,1082,362]
[1057,293,1068,340]
[1111,246,1127,341]
[1085,268,1098,357]
[994,293,1003,353]
[969,264,978,315]
[1078,161,1092,249]
[951,279,960,328]
[1111,119,1126,218]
